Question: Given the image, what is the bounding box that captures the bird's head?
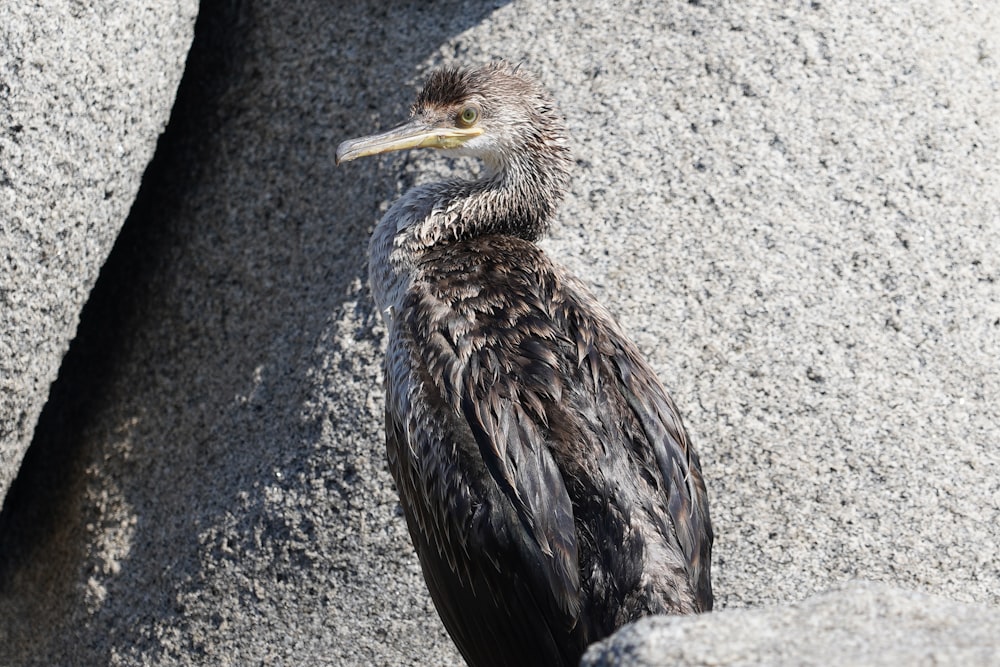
[336,62,569,174]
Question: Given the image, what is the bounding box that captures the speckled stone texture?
[0,1,198,503]
[582,581,1000,667]
[1,0,998,665]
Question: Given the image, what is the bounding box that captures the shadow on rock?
[0,1,506,664]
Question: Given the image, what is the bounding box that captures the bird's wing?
[547,267,713,612]
[392,239,592,665]
[385,407,583,667]
[586,309,714,609]
[392,236,712,664]
[402,243,583,602]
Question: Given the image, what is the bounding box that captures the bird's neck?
[368,152,569,324]
[448,156,567,242]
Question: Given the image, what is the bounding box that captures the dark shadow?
[0,0,252,586]
[0,0,508,664]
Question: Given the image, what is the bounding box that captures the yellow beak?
[336,120,484,165]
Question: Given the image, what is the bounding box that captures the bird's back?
[384,234,712,667]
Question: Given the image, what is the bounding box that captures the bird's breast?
[367,185,455,325]
[368,217,415,326]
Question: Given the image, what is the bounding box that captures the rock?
[582,582,1000,667]
[0,1,198,502]
[1,1,998,665]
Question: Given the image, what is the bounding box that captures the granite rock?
[1,1,998,665]
[582,581,1000,667]
[0,0,198,502]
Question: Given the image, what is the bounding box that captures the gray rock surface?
[0,1,199,502]
[1,1,998,666]
[582,581,1000,666]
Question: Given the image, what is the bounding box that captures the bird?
[336,61,713,667]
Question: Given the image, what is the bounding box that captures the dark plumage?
[336,62,713,667]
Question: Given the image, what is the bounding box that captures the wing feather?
[386,235,713,667]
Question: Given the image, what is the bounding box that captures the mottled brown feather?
[386,235,712,666]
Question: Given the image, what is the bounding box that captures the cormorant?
[336,62,713,667]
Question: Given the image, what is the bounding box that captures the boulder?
[582,582,1000,667]
[0,0,198,502]
[1,1,997,665]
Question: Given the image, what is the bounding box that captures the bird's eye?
[458,106,480,127]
